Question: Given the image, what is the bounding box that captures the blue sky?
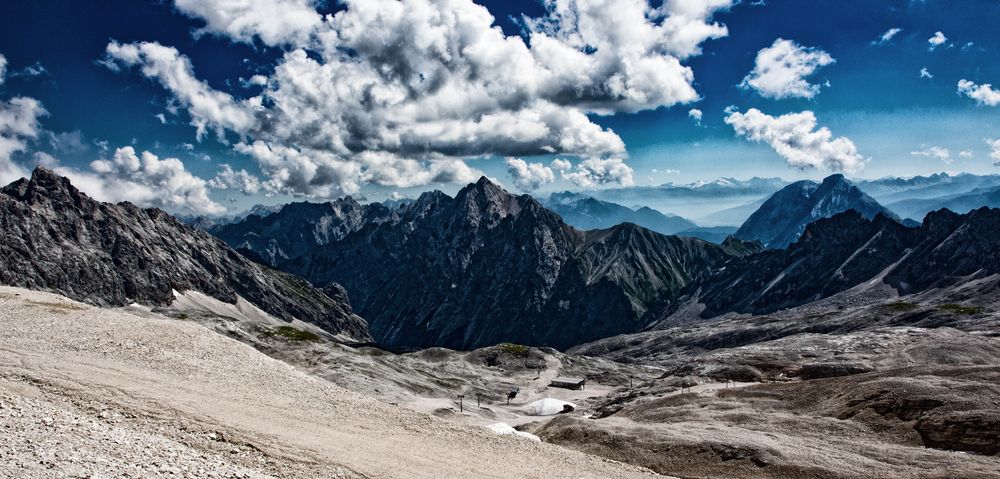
[0,0,998,214]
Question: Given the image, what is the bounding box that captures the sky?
[0,0,998,215]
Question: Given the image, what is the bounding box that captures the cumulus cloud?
[107,0,735,198]
[919,67,933,79]
[959,150,974,158]
[872,27,901,46]
[724,108,865,173]
[83,146,225,214]
[928,31,947,51]
[987,139,1000,165]
[561,157,635,188]
[550,159,572,172]
[173,0,322,47]
[0,96,47,185]
[505,157,555,191]
[957,79,1000,106]
[104,41,256,141]
[910,145,951,164]
[688,108,703,124]
[207,164,262,195]
[740,38,835,99]
[0,54,6,85]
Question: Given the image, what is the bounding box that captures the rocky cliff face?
[214,198,395,266]
[0,167,370,341]
[280,177,755,350]
[692,206,1000,317]
[736,174,899,249]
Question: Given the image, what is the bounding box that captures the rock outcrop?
[0,167,370,341]
[214,198,395,266]
[692,206,1000,317]
[279,177,757,350]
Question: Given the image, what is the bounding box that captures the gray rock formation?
[0,167,370,342]
[214,198,394,266]
[281,177,758,350]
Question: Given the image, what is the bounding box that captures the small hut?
[549,377,586,390]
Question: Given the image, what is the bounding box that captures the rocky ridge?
[0,167,370,341]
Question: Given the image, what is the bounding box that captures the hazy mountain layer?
[887,185,1000,221]
[542,192,697,234]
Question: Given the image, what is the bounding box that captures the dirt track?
[0,287,661,479]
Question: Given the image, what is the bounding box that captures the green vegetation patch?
[884,302,918,312]
[264,325,322,342]
[498,342,530,358]
[938,304,986,316]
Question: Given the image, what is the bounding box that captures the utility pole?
[458,394,465,412]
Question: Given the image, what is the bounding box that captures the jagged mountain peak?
[735,174,898,249]
[0,169,370,341]
[453,176,531,227]
[3,166,86,206]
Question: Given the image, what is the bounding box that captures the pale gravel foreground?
[0,287,661,479]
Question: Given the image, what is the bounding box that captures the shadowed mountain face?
[542,192,697,235]
[214,199,395,266]
[693,207,1000,318]
[736,174,899,249]
[280,177,757,350]
[0,167,370,342]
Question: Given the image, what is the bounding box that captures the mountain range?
[857,172,1000,203]
[0,167,370,342]
[735,174,900,249]
[690,206,1000,318]
[541,192,697,235]
[887,185,1000,221]
[217,177,759,349]
[5,168,1000,354]
[214,198,395,266]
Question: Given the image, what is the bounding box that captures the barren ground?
[0,287,659,479]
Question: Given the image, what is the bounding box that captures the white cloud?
[740,38,835,99]
[208,164,262,195]
[688,108,703,124]
[106,0,735,198]
[155,113,167,124]
[551,158,572,172]
[505,157,555,192]
[910,145,951,164]
[872,27,901,46]
[919,67,933,79]
[82,146,225,214]
[724,108,865,173]
[928,31,947,51]
[959,150,973,158]
[987,139,1000,166]
[104,41,257,141]
[957,79,1000,106]
[561,157,635,188]
[173,0,322,47]
[0,96,47,185]
[0,54,6,85]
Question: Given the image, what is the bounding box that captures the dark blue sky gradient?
[1,0,998,203]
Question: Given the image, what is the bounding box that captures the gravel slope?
[0,287,659,479]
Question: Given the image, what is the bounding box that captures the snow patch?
[524,398,577,416]
[485,423,541,442]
